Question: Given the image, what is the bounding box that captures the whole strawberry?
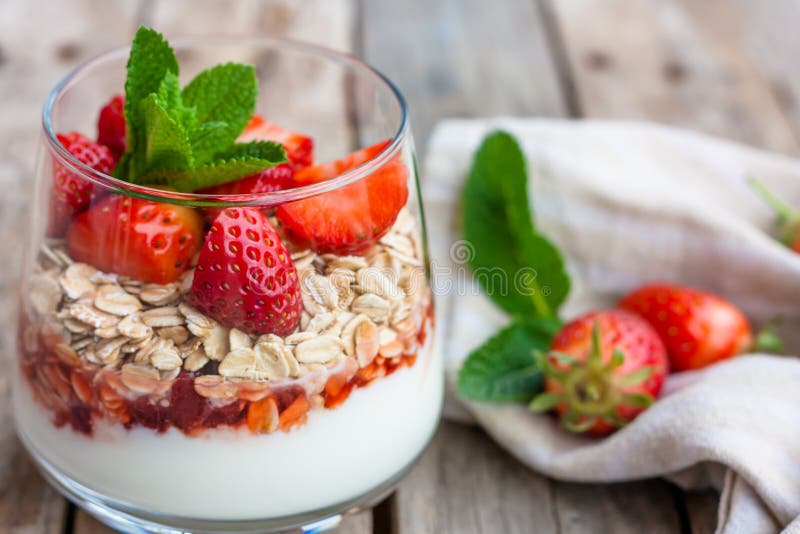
[620,283,753,371]
[97,94,126,158]
[67,195,203,284]
[190,207,301,336]
[48,132,115,237]
[530,310,668,436]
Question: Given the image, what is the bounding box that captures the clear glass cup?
[14,37,442,533]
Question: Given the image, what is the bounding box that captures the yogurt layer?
[14,342,442,520]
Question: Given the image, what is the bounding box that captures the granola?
[20,209,433,437]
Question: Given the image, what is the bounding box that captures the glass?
[14,37,442,533]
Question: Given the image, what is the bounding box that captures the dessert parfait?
[14,28,441,530]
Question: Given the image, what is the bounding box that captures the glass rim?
[41,35,409,205]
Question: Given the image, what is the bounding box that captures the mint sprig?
[462,131,570,319]
[458,319,561,402]
[150,142,287,192]
[114,27,287,190]
[458,131,571,404]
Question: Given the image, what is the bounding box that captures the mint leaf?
[139,94,192,177]
[462,131,570,319]
[156,71,182,112]
[219,141,286,161]
[189,121,231,163]
[156,72,196,129]
[182,63,256,149]
[124,27,179,153]
[143,145,286,191]
[457,319,560,402]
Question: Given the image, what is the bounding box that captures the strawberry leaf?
[621,393,654,409]
[616,366,655,387]
[462,131,570,319]
[529,392,563,412]
[457,319,560,403]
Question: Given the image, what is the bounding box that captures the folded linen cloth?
[424,119,800,534]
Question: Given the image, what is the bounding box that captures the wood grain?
[726,0,800,143]
[548,0,799,154]
[395,422,558,534]
[338,511,374,534]
[552,481,681,534]
[361,0,568,156]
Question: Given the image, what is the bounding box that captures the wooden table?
[2,0,797,532]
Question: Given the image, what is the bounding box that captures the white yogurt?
[13,343,442,520]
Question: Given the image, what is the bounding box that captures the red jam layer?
[19,311,431,437]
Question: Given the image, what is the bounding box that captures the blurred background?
[3,0,800,532]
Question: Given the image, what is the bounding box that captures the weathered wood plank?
[396,422,558,534]
[362,0,568,157]
[338,511,374,534]
[0,1,143,532]
[553,481,681,534]
[725,0,800,144]
[72,506,115,534]
[0,444,64,534]
[547,0,799,154]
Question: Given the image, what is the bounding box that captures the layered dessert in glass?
[14,29,441,532]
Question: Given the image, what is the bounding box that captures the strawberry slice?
[197,163,295,222]
[190,207,301,335]
[48,132,115,237]
[196,116,313,221]
[67,196,203,284]
[97,95,126,159]
[276,140,409,255]
[237,115,314,169]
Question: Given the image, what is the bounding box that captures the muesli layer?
[20,208,432,436]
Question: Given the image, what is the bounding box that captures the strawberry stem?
[752,323,784,353]
[748,177,800,244]
[587,323,603,370]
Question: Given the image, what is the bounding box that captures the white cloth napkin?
[423,118,800,534]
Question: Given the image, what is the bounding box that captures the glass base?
[19,427,425,533]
